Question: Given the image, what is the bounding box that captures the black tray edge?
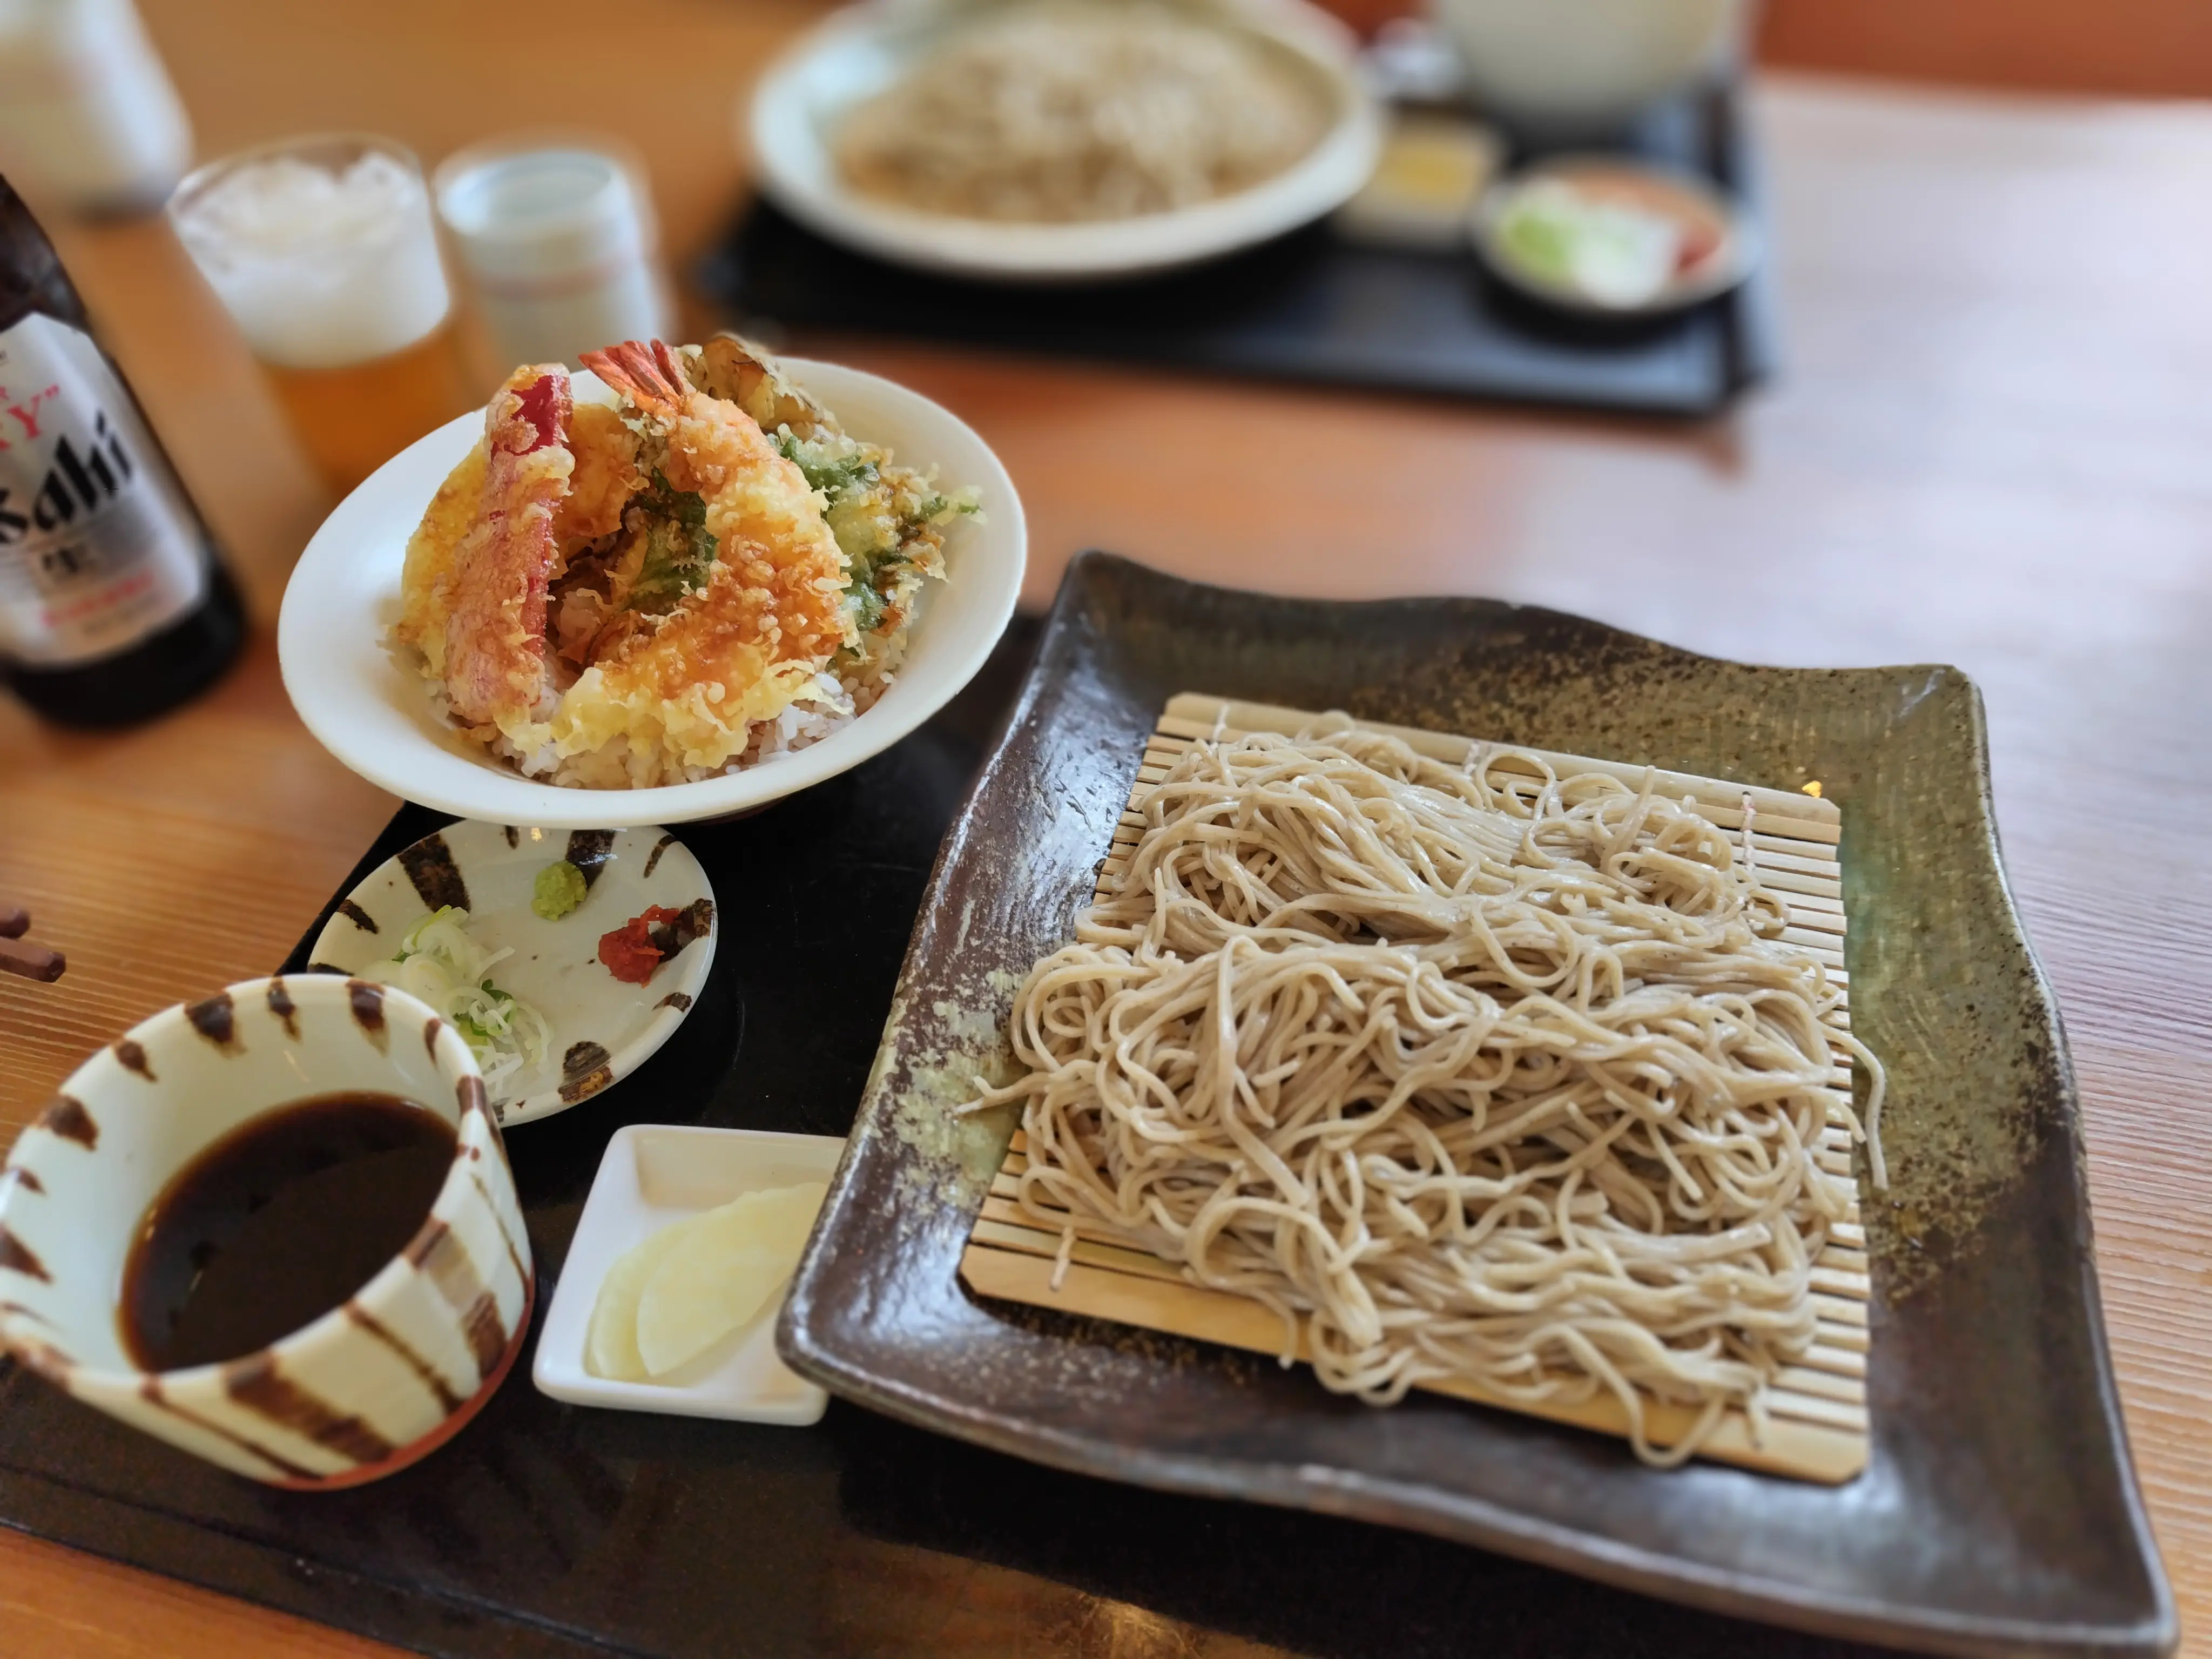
[699,81,1779,422]
[0,1464,635,1659]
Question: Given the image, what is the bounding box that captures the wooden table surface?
[4,3,2210,1654]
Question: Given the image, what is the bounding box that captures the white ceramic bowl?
[0,976,532,1487]
[1430,0,1743,137]
[307,821,718,1127]
[278,357,1024,828]
[746,0,1385,282]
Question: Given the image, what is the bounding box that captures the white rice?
[437,629,908,791]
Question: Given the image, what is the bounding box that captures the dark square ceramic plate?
[779,552,2175,1657]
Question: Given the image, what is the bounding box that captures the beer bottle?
[0,173,242,726]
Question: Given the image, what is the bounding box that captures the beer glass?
[168,134,472,493]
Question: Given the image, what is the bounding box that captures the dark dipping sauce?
[121,1091,456,1372]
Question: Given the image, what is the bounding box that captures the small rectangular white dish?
[532,1125,844,1424]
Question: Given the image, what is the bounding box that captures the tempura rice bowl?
[278,358,1026,828]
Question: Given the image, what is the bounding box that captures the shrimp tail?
[579,339,692,416]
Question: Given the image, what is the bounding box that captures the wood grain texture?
[1,0,2208,1649]
[0,1530,394,1659]
[1758,0,2212,100]
[1301,0,2212,99]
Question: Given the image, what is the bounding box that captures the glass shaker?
[434,134,675,373]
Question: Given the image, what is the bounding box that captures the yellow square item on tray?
[1334,113,1504,251]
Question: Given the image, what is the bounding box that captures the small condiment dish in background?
[1474,157,1752,315]
[534,1125,844,1425]
[306,820,717,1127]
[0,975,531,1487]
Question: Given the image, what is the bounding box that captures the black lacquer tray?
[0,560,2168,1658]
[700,83,1778,417]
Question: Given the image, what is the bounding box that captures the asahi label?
[0,313,207,666]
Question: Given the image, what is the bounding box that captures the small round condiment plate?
[306,821,717,1127]
[746,0,1385,282]
[1473,156,1755,315]
[276,357,1024,828]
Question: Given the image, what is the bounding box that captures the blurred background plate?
[745,0,1385,281]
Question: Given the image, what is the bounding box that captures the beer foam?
[171,152,451,370]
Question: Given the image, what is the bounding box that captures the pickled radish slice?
[587,1181,829,1383]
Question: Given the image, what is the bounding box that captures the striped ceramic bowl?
[0,975,532,1487]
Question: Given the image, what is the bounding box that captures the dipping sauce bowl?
[0,975,532,1487]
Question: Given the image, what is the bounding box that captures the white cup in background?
[1428,0,1745,139]
[435,136,675,372]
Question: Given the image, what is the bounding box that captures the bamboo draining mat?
[960,694,1873,1483]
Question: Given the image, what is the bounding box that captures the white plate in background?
[533,1126,845,1425]
[278,358,1025,829]
[307,820,716,1126]
[747,0,1385,282]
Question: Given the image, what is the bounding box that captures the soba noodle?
[967,723,1886,1465]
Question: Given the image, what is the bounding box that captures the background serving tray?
[0,558,2170,1657]
[702,83,1777,417]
